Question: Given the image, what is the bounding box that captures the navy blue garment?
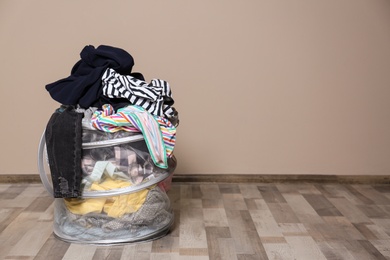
[45,106,83,198]
[45,45,135,108]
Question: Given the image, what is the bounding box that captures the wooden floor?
[1,182,390,260]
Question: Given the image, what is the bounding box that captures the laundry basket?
[40,44,179,244]
[38,128,176,244]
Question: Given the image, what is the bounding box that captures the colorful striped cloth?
[91,104,176,169]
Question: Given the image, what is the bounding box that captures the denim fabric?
[45,106,83,198]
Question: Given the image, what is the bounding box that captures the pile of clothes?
[43,45,178,243]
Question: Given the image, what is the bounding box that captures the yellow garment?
[64,178,153,218]
[64,197,106,215]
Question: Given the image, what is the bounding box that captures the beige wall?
[1,0,390,176]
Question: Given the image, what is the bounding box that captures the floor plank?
[0,182,389,259]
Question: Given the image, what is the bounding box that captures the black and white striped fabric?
[101,68,176,118]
